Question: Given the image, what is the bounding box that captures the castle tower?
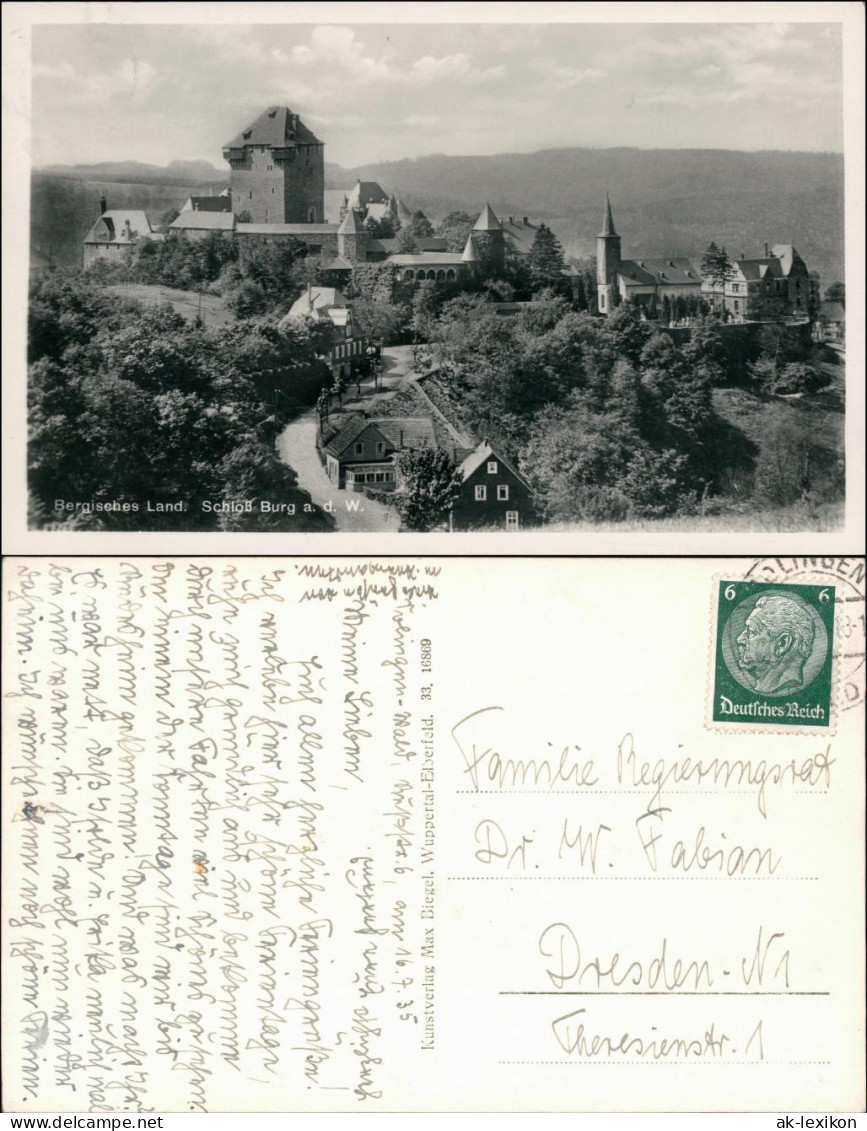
[472,202,505,276]
[596,194,622,315]
[337,207,369,263]
[223,106,324,224]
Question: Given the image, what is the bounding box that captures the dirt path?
[276,411,400,532]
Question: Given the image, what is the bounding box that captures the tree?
[316,388,330,431]
[437,210,475,252]
[397,227,420,254]
[528,223,566,291]
[235,210,253,223]
[807,271,822,321]
[351,295,407,345]
[331,368,348,407]
[700,242,734,311]
[662,294,672,325]
[572,273,588,312]
[160,206,180,231]
[365,215,395,240]
[393,448,462,531]
[776,361,823,396]
[411,279,442,343]
[824,281,845,307]
[409,210,434,239]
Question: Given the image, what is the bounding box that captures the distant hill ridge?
[32,144,844,283]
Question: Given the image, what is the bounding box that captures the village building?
[82,198,161,267]
[704,243,811,322]
[323,415,437,490]
[84,106,549,288]
[280,285,365,380]
[596,195,811,323]
[389,252,467,283]
[813,301,845,344]
[169,210,237,239]
[178,189,231,213]
[449,440,535,532]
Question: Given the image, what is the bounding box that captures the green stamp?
[713,580,835,726]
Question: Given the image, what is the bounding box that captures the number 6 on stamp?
[712,580,835,728]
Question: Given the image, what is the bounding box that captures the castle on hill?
[82,104,543,280]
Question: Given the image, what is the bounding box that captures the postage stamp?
[711,579,835,727]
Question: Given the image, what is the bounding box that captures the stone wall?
[230,143,324,224]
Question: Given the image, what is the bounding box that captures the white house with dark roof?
[83,203,159,267]
[280,285,365,379]
[323,414,437,490]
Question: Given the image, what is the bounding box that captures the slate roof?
[320,256,354,272]
[458,441,531,488]
[474,203,502,232]
[732,257,785,282]
[370,417,436,450]
[374,237,447,253]
[462,234,480,263]
[599,194,617,237]
[325,415,372,457]
[338,208,365,234]
[346,180,390,209]
[235,222,337,236]
[170,211,236,232]
[85,210,153,244]
[364,201,392,222]
[225,106,322,149]
[386,252,465,266]
[500,217,539,255]
[183,195,232,213]
[618,257,703,286]
[287,287,349,318]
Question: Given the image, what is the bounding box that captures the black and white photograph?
[4,3,862,543]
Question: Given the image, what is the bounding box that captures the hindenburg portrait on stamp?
[735,593,819,695]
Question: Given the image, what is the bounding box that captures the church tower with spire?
[596,194,622,315]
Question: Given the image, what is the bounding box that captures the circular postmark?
[744,557,865,712]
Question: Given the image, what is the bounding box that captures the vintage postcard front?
[2,556,864,1112]
[2,2,864,555]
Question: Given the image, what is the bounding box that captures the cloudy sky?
[31,20,843,169]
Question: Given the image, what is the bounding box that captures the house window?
[487,461,498,474]
[376,443,385,455]
[404,270,415,281]
[271,188,275,194]
[600,292,606,309]
[375,472,386,483]
[249,191,253,199]
[354,443,364,455]
[505,511,519,530]
[475,485,487,502]
[497,485,509,501]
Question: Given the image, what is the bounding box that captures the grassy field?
[544,500,844,533]
[105,283,235,328]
